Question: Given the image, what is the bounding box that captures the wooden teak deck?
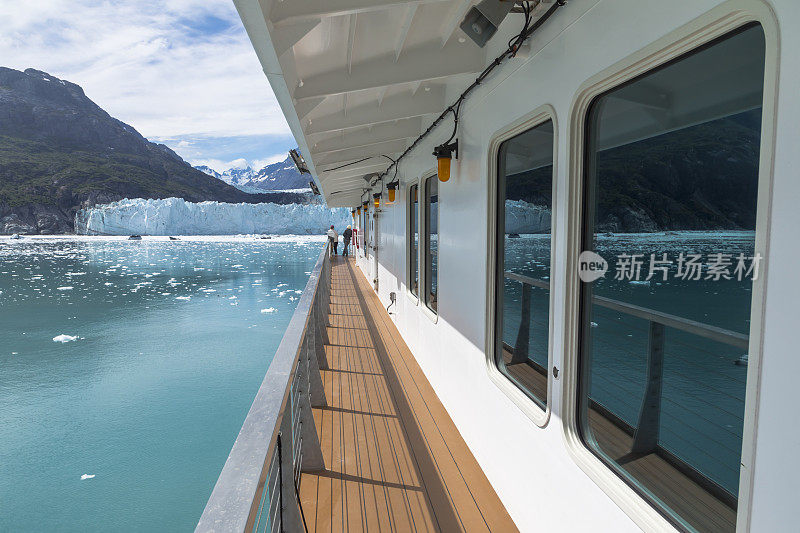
[298,258,516,532]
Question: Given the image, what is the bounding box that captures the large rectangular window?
[423,176,438,313]
[409,184,419,297]
[578,25,765,532]
[495,119,554,408]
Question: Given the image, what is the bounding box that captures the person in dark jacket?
[342,225,352,256]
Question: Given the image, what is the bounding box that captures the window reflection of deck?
[300,258,516,532]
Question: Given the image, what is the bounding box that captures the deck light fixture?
[373,193,381,209]
[459,0,515,48]
[387,181,399,203]
[289,149,310,174]
[433,140,458,182]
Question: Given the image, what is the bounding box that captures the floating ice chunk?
[80,474,95,480]
[57,286,74,291]
[175,296,191,301]
[629,280,650,286]
[261,307,277,314]
[591,322,599,328]
[53,334,80,343]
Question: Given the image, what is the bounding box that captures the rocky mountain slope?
[507,109,761,232]
[0,67,303,234]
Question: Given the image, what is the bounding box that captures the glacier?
[75,198,351,235]
[504,200,551,234]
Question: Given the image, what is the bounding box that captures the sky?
[0,0,295,173]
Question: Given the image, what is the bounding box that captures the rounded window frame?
[559,2,779,531]
[485,105,559,428]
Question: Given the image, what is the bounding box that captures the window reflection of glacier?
[502,230,755,496]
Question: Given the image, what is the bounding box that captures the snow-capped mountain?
[194,154,310,193]
[248,156,310,191]
[223,162,256,186]
[194,165,221,180]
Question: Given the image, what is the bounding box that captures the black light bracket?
[372,192,382,200]
[433,139,459,160]
[289,148,310,174]
[386,180,399,191]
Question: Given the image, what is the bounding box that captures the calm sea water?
[0,236,324,532]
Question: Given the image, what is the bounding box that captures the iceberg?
[53,334,80,343]
[75,198,351,236]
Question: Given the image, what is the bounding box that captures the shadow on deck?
[299,257,516,532]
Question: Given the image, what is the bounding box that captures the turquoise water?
[0,236,323,532]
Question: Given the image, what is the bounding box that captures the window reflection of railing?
[196,243,331,533]
[504,271,748,505]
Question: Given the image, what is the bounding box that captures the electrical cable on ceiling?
[373,0,565,183]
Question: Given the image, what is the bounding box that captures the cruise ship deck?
[301,257,515,532]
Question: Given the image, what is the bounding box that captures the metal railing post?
[278,416,303,532]
[511,282,532,364]
[295,343,325,472]
[631,321,665,455]
[306,312,327,407]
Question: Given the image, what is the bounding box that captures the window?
[409,184,419,297]
[361,207,368,256]
[423,176,438,313]
[578,25,765,532]
[495,119,554,408]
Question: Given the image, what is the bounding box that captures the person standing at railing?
[342,225,352,257]
[326,225,338,257]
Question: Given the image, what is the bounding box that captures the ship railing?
[504,271,748,505]
[196,242,331,533]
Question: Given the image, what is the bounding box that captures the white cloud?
[251,153,287,169]
[0,0,291,142]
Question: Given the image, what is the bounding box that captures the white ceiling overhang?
[234,0,559,207]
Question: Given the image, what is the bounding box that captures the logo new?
[578,251,608,282]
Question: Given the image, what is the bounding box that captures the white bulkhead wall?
[355,0,800,530]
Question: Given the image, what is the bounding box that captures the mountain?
[223,163,255,187]
[0,67,305,234]
[507,109,761,232]
[194,165,221,180]
[195,154,310,193]
[248,156,310,191]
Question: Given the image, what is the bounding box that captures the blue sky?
[0,0,295,172]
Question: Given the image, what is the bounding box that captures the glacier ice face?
[75,198,351,236]
[504,200,551,234]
